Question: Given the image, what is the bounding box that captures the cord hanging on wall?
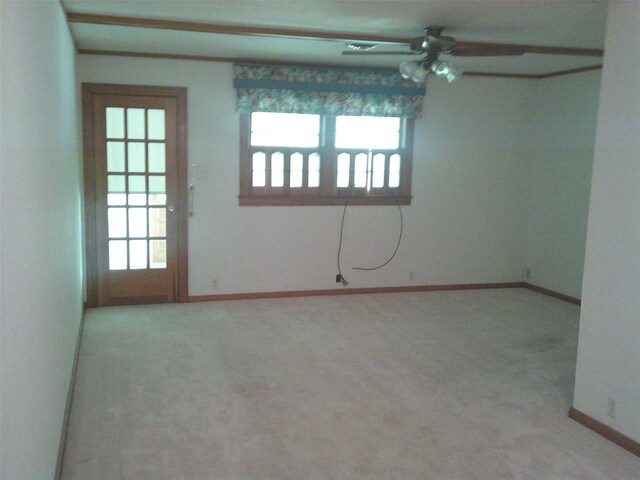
[336,188,404,286]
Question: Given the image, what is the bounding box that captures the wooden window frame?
[239,113,413,206]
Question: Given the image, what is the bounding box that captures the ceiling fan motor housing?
[411,31,456,54]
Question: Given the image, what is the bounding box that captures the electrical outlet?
[607,397,617,419]
[525,268,531,280]
[409,271,415,282]
[212,279,220,290]
[336,274,342,283]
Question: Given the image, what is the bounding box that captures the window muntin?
[240,113,413,206]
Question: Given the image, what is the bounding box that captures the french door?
[83,84,188,306]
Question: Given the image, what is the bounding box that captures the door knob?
[168,205,175,212]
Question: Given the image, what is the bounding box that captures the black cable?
[336,187,404,285]
[352,189,403,271]
[336,188,352,286]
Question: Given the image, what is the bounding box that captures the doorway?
[83,84,188,306]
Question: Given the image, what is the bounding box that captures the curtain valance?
[233,64,425,118]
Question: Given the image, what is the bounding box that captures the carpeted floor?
[62,289,640,479]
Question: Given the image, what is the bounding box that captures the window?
[239,113,414,206]
[251,112,320,148]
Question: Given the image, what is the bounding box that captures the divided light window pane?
[372,153,385,188]
[336,153,350,188]
[127,108,146,139]
[389,154,401,188]
[354,153,368,188]
[107,193,126,206]
[290,153,303,188]
[129,240,148,269]
[308,153,320,187]
[107,208,127,238]
[128,175,146,193]
[252,152,266,187]
[149,208,166,237]
[109,240,127,270]
[128,143,145,172]
[148,143,166,173]
[150,240,167,268]
[271,152,284,187]
[148,176,165,194]
[335,116,400,150]
[149,194,167,206]
[106,108,125,139]
[128,194,146,206]
[108,175,126,193]
[107,142,125,172]
[251,112,320,148]
[147,109,165,140]
[128,208,148,238]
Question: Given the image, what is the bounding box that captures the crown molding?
[77,49,602,80]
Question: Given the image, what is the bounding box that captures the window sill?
[238,195,412,206]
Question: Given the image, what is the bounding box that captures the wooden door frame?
[82,83,188,307]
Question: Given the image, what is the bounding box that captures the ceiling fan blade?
[341,50,418,56]
[449,45,527,57]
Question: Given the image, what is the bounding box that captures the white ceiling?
[62,0,608,76]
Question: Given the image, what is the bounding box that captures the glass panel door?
[89,87,184,306]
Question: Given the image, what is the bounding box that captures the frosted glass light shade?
[411,64,430,83]
[431,60,463,83]
[399,60,420,80]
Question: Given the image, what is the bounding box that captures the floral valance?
[233,64,426,118]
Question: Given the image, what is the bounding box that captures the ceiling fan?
[343,27,526,83]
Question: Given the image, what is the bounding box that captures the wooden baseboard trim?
[522,282,581,306]
[569,407,640,457]
[190,282,586,306]
[189,282,525,302]
[55,304,87,480]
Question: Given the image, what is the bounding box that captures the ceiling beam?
[65,12,409,44]
[66,12,604,57]
[76,49,400,71]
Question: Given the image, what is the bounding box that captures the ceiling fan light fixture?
[431,59,463,83]
[410,63,430,83]
[399,60,421,80]
[400,59,432,83]
[444,65,463,83]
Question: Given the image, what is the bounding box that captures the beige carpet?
[62,289,640,479]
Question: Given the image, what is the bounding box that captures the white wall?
[78,56,532,295]
[573,0,640,442]
[524,71,601,299]
[0,2,83,478]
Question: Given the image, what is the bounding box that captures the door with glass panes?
[85,86,187,306]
